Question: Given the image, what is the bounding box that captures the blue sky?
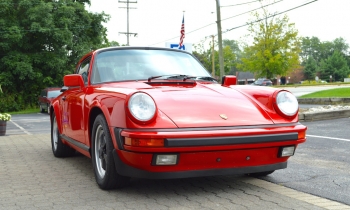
[87,0,350,48]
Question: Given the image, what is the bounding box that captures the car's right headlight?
[274,91,299,117]
[127,92,156,122]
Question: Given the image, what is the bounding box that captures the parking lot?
[1,114,350,210]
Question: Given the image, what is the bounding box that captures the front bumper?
[112,123,306,179]
[112,149,287,179]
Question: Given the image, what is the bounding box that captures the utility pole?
[211,35,215,78]
[119,0,138,46]
[215,0,224,81]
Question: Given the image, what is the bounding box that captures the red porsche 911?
[50,47,307,190]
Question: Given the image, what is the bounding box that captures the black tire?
[51,113,75,157]
[91,114,130,190]
[40,104,45,113]
[246,170,275,177]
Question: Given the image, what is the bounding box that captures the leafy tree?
[332,37,349,55]
[303,57,317,81]
[319,51,350,82]
[300,37,349,64]
[300,36,350,81]
[193,40,236,78]
[223,39,242,75]
[300,36,322,64]
[0,0,110,111]
[238,10,301,79]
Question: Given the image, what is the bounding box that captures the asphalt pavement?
[1,113,350,209]
[1,133,349,210]
[261,118,350,206]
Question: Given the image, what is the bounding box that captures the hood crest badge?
[219,114,228,120]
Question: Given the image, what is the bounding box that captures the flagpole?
[179,11,185,49]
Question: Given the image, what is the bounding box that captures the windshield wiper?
[148,74,196,82]
[196,76,217,82]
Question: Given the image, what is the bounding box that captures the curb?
[298,98,350,122]
[299,109,350,122]
[298,97,350,105]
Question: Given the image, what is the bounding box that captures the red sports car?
[50,47,307,190]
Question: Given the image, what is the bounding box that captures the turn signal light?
[125,137,164,147]
[298,130,306,139]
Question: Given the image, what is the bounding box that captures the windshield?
[47,90,61,98]
[254,79,263,85]
[91,49,211,83]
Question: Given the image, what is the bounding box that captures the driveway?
[1,114,350,209]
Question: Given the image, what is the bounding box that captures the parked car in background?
[252,78,273,86]
[38,87,62,114]
[50,46,306,190]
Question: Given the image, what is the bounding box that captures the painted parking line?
[241,177,350,210]
[307,134,350,142]
[9,120,32,135]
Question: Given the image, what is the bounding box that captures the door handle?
[62,96,66,101]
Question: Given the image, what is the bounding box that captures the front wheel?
[91,114,129,190]
[51,113,75,157]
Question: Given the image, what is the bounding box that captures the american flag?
[179,15,185,49]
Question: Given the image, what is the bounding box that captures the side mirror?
[221,75,237,87]
[63,74,85,89]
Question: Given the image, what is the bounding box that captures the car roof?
[78,46,192,64]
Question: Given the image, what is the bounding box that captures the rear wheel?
[91,114,129,190]
[40,104,45,113]
[51,113,75,157]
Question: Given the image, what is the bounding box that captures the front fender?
[51,99,64,136]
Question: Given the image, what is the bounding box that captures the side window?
[77,57,91,84]
[41,90,46,97]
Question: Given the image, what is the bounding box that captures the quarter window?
[77,57,91,84]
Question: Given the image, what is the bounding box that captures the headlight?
[276,91,298,116]
[128,93,156,121]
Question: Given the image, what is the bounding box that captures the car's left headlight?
[128,92,156,122]
[275,91,298,117]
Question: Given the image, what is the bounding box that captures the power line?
[221,0,262,7]
[221,0,283,23]
[148,0,283,46]
[220,0,318,35]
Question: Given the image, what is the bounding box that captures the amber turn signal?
[125,137,164,147]
[298,130,306,139]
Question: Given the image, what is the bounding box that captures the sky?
[86,0,350,49]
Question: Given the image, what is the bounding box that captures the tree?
[299,36,350,82]
[300,36,322,64]
[238,9,301,79]
[319,51,350,82]
[303,57,317,81]
[300,36,349,67]
[0,0,110,111]
[193,39,236,78]
[223,39,242,75]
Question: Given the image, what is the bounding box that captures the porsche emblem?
[219,114,228,120]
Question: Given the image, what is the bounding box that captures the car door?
[62,57,91,144]
[39,90,47,108]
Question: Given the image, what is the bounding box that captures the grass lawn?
[8,108,40,115]
[299,87,350,98]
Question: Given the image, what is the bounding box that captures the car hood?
[138,83,274,128]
